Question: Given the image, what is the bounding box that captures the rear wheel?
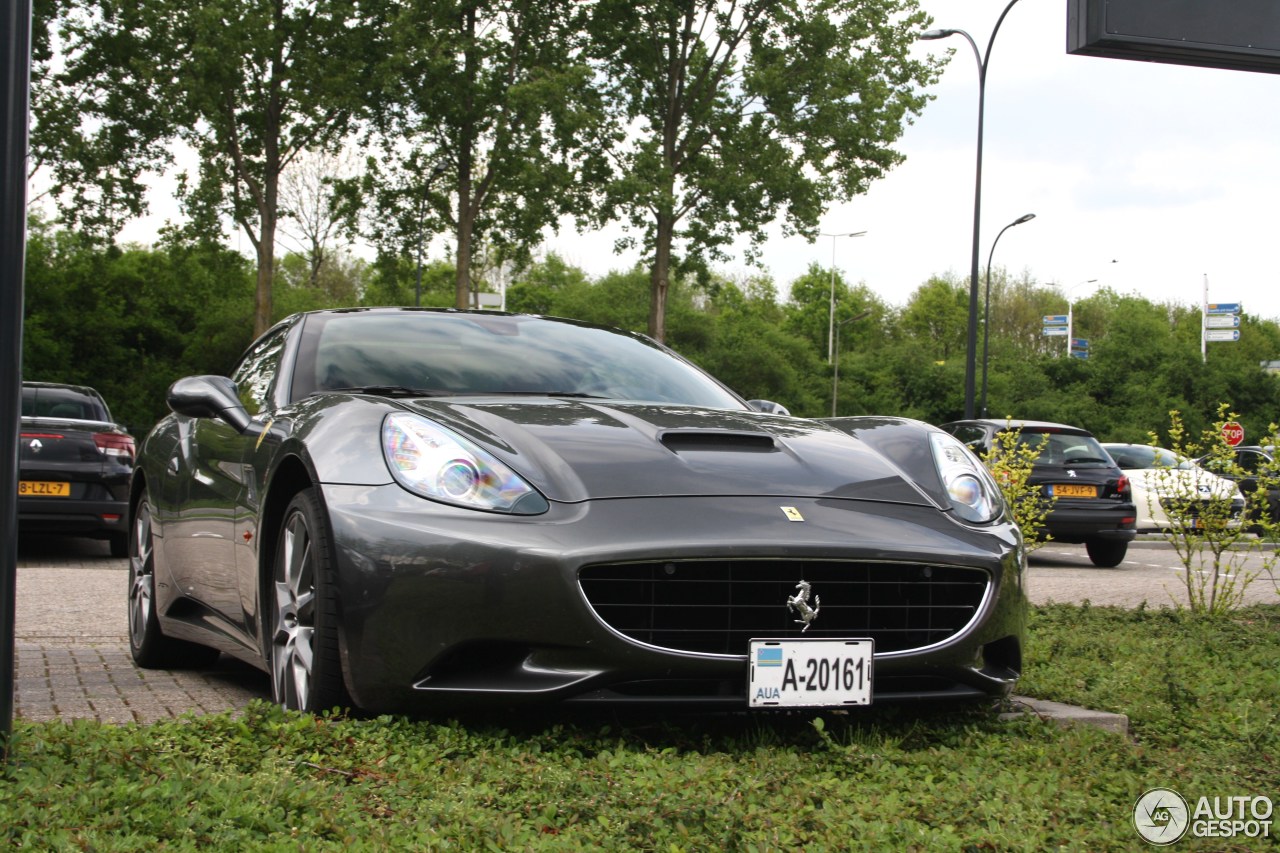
[270,488,351,713]
[128,497,221,668]
[1085,538,1128,568]
[108,532,128,558]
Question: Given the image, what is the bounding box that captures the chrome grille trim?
[578,560,991,657]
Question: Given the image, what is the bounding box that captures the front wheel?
[270,488,351,713]
[128,496,220,668]
[1085,538,1128,568]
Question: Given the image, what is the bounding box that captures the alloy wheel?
[127,501,155,650]
[272,509,317,710]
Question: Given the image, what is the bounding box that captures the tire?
[269,488,351,713]
[128,497,221,668]
[1085,538,1128,568]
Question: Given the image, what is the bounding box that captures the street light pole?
[1066,279,1097,355]
[821,230,867,363]
[922,0,1025,419]
[831,309,872,417]
[979,213,1035,417]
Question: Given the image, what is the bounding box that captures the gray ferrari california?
[128,308,1026,713]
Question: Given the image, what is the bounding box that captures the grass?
[3,604,1278,851]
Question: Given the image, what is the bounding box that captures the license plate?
[748,639,873,708]
[18,481,71,497]
[1051,483,1097,498]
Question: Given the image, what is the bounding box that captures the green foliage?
[4,604,1277,849]
[22,220,256,433]
[1021,604,1280,768]
[899,275,968,361]
[1148,408,1280,615]
[983,426,1056,552]
[588,0,941,339]
[47,0,382,334]
[362,1,607,309]
[21,223,1280,436]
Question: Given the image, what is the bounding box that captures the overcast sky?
[548,0,1280,323]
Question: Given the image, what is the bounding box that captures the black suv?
[940,419,1136,567]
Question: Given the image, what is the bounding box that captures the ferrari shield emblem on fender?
[780,506,804,522]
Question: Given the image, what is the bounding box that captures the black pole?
[924,0,1023,419]
[979,213,1035,417]
[962,28,984,420]
[1,0,32,761]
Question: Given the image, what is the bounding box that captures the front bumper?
[322,485,1027,712]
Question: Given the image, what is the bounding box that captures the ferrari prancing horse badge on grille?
[788,580,820,631]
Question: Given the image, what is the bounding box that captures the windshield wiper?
[484,391,608,399]
[317,385,446,398]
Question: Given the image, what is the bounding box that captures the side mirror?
[747,399,790,417]
[167,375,259,435]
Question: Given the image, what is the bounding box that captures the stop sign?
[1222,421,1245,446]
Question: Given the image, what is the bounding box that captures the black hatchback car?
[19,382,135,556]
[940,419,1136,567]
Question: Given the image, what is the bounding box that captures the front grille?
[578,560,989,656]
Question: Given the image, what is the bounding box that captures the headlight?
[382,413,548,514]
[930,432,1003,524]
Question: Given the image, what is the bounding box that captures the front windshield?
[292,311,746,409]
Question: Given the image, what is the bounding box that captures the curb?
[1003,696,1130,736]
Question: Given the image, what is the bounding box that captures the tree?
[58,0,382,336]
[23,219,256,430]
[278,149,360,290]
[898,275,967,361]
[29,0,175,234]
[587,0,939,341]
[783,261,883,360]
[505,253,592,316]
[362,0,607,310]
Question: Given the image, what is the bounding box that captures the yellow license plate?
[1053,483,1097,498]
[18,481,71,497]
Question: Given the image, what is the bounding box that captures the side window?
[231,329,288,416]
[1236,451,1262,474]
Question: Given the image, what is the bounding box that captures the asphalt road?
[10,534,1280,723]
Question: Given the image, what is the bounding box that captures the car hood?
[402,399,935,506]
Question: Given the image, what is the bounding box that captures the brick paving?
[12,535,267,724]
